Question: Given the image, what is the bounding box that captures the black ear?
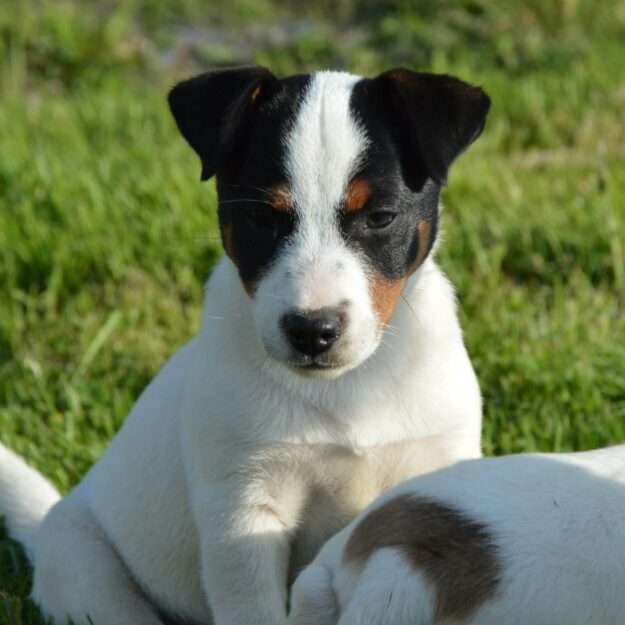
[372,68,490,184]
[168,65,278,181]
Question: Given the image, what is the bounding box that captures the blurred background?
[1,0,625,616]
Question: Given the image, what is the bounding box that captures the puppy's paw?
[289,564,338,625]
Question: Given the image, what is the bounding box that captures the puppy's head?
[169,67,489,379]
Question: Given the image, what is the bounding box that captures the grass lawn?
[1,0,625,622]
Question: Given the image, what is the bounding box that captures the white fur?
[254,241,378,377]
[256,72,376,375]
[285,71,368,219]
[0,445,59,560]
[292,445,625,625]
[0,70,481,625]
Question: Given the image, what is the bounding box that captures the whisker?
[400,293,420,325]
[381,321,399,332]
[380,327,399,338]
[381,357,424,430]
[220,183,277,196]
[218,199,275,207]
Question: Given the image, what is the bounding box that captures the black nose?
[281,309,343,358]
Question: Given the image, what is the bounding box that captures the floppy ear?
[372,68,490,184]
[168,65,278,180]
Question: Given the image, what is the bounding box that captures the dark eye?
[245,207,276,231]
[365,211,397,230]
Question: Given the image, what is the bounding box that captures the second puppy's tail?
[0,442,61,562]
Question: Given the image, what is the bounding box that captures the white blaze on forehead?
[284,71,369,233]
[254,73,381,373]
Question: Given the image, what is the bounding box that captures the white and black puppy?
[290,445,625,625]
[0,67,489,625]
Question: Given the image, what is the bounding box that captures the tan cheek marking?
[344,495,500,624]
[410,219,433,273]
[370,274,407,329]
[269,184,293,213]
[345,179,373,213]
[371,219,433,327]
[221,223,236,261]
[221,223,257,297]
[241,279,257,298]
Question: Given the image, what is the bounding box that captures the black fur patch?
[343,80,439,281]
[343,70,490,281]
[214,74,311,287]
[169,67,489,289]
[169,69,312,288]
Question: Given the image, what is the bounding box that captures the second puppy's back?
[291,445,625,625]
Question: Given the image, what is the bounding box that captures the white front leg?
[289,564,338,625]
[194,482,292,625]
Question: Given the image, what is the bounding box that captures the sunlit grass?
[1,1,624,621]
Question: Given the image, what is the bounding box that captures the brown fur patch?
[250,84,262,102]
[370,219,433,328]
[269,184,293,213]
[370,275,407,329]
[344,494,500,624]
[411,219,433,272]
[241,279,257,297]
[345,179,373,213]
[221,222,236,261]
[386,68,411,84]
[221,223,257,297]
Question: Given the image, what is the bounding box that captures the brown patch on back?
[370,275,407,329]
[345,179,373,213]
[268,184,293,213]
[344,494,500,624]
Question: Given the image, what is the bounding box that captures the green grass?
[1,0,625,621]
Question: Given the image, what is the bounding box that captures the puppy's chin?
[262,340,380,381]
[286,362,353,381]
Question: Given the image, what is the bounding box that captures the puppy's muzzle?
[281,308,344,359]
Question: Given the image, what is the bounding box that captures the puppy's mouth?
[286,356,349,379]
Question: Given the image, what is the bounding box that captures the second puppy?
[291,445,625,625]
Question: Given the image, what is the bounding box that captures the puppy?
[290,445,625,625]
[0,66,489,625]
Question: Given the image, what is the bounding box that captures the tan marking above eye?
[250,85,262,102]
[269,184,293,213]
[344,494,500,624]
[345,179,373,213]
